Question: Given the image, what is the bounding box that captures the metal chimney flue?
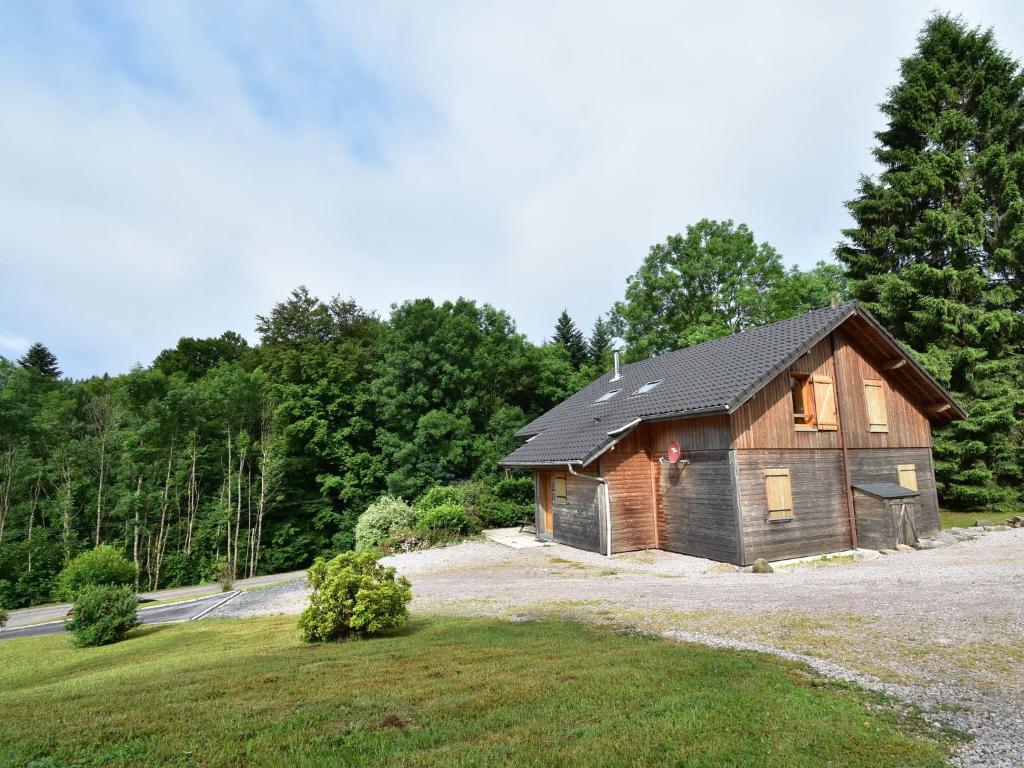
[611,350,622,381]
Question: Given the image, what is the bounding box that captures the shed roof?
[500,301,965,468]
[852,483,921,499]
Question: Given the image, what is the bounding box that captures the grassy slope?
[0,616,949,768]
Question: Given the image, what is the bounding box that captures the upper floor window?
[790,374,815,429]
[594,389,621,404]
[632,380,662,396]
[864,378,889,433]
[790,373,838,432]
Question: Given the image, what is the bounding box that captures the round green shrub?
[298,551,412,642]
[414,485,462,511]
[418,503,470,533]
[67,584,139,647]
[354,496,416,552]
[56,545,137,600]
[0,604,7,630]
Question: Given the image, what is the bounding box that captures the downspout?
[568,463,612,556]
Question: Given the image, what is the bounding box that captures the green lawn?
[940,507,1017,530]
[0,616,950,768]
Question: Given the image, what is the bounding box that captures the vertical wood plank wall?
[735,450,852,562]
[536,468,603,552]
[832,330,933,449]
[852,491,896,550]
[848,447,940,536]
[647,417,740,562]
[600,428,657,553]
[731,339,840,450]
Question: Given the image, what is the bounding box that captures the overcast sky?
[2,2,1022,379]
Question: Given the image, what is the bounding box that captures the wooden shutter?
[764,468,793,521]
[864,379,889,433]
[553,476,568,504]
[812,375,838,431]
[897,464,918,492]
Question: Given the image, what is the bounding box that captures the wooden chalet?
[499,302,965,564]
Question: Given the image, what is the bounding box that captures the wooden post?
[830,333,859,549]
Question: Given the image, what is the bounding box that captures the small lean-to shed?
[500,302,965,564]
[851,483,921,550]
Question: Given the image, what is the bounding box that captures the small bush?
[56,545,137,600]
[67,584,139,647]
[418,503,470,533]
[355,496,416,552]
[298,551,412,642]
[210,556,233,592]
[414,485,462,511]
[0,604,7,629]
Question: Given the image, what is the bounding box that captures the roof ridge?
[617,300,858,373]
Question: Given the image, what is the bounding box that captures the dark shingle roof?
[500,301,963,468]
[852,483,920,499]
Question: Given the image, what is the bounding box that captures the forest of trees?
[1,15,1021,608]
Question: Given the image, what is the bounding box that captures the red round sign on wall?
[667,441,681,464]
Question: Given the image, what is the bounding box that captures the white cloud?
[1,1,1022,377]
[0,333,29,357]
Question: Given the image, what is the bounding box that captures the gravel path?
[207,530,1024,767]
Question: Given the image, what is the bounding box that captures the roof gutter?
[568,463,612,557]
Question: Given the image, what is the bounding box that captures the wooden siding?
[832,330,933,449]
[731,339,841,450]
[852,490,894,550]
[656,449,741,563]
[648,415,732,452]
[534,469,603,550]
[600,429,657,553]
[735,449,852,563]
[848,448,940,536]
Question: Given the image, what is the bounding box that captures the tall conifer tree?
[588,314,614,368]
[552,310,588,369]
[837,15,1024,509]
[17,343,62,379]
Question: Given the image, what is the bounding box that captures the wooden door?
[537,472,553,534]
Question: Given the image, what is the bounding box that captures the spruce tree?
[837,15,1024,510]
[18,342,62,379]
[552,310,588,369]
[588,314,613,367]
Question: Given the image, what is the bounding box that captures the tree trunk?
[0,446,15,549]
[59,450,74,564]
[94,433,107,546]
[152,440,175,591]
[132,474,143,587]
[233,451,244,580]
[26,470,42,573]
[185,434,199,556]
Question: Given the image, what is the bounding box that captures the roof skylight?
[632,380,662,396]
[594,389,621,403]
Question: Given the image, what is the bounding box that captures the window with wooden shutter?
[790,373,816,430]
[812,375,838,431]
[897,464,918,491]
[764,468,794,521]
[553,476,568,504]
[864,378,889,433]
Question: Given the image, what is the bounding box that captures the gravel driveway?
[208,529,1024,767]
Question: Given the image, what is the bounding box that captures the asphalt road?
[0,591,239,641]
[3,569,306,630]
